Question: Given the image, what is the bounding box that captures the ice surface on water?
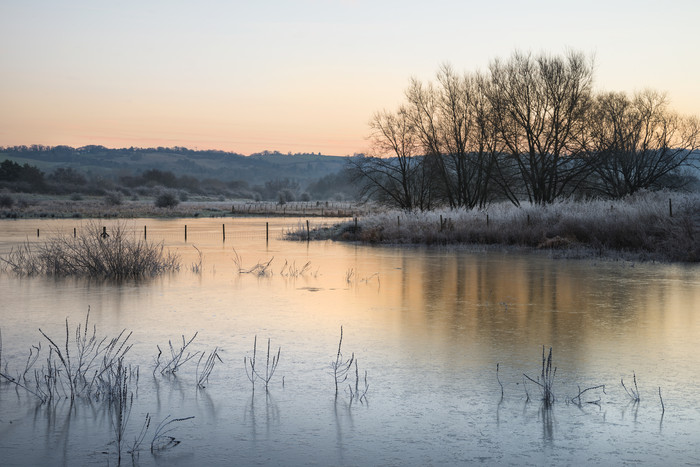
[1,218,699,466]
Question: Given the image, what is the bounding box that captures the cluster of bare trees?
[351,51,700,209]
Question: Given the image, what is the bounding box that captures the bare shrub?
[154,191,180,208]
[0,193,14,208]
[0,221,180,278]
[104,191,123,206]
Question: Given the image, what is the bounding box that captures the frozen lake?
[1,217,699,466]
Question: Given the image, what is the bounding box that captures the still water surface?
[1,218,699,466]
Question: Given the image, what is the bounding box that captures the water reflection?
[1,218,699,466]
[33,401,73,467]
[540,405,554,445]
[333,398,354,465]
[244,391,280,445]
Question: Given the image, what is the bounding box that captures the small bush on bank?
[104,191,123,206]
[154,191,180,208]
[0,193,14,208]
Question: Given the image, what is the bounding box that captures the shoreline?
[2,191,698,264]
[0,194,361,220]
[286,192,700,263]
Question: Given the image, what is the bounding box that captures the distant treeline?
[0,145,360,203]
[353,50,700,210]
[0,159,359,204]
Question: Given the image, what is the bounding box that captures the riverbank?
[0,193,362,219]
[289,191,700,263]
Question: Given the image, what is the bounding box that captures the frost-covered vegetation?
[0,222,180,277]
[293,191,700,262]
[353,51,699,211]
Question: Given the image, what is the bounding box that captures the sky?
[1,0,698,156]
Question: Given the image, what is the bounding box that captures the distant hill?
[0,145,349,186]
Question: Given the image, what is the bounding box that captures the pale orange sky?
[1,0,698,156]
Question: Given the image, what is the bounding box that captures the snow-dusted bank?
[289,191,700,263]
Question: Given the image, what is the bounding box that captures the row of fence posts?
[34,221,293,243]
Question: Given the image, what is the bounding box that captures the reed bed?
[2,310,678,466]
[0,309,133,403]
[291,191,700,262]
[0,221,180,278]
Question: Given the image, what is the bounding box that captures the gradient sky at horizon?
[1,0,698,156]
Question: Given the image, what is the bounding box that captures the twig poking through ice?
[497,363,504,398]
[331,326,354,398]
[621,372,640,402]
[570,385,606,406]
[150,415,195,453]
[196,348,222,388]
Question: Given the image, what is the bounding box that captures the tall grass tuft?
[0,221,180,278]
[40,309,132,402]
[1,310,133,404]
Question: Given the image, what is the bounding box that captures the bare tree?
[357,50,698,209]
[405,77,456,207]
[488,50,594,204]
[587,90,700,197]
[436,65,485,208]
[404,65,502,208]
[349,107,427,210]
[471,72,519,206]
